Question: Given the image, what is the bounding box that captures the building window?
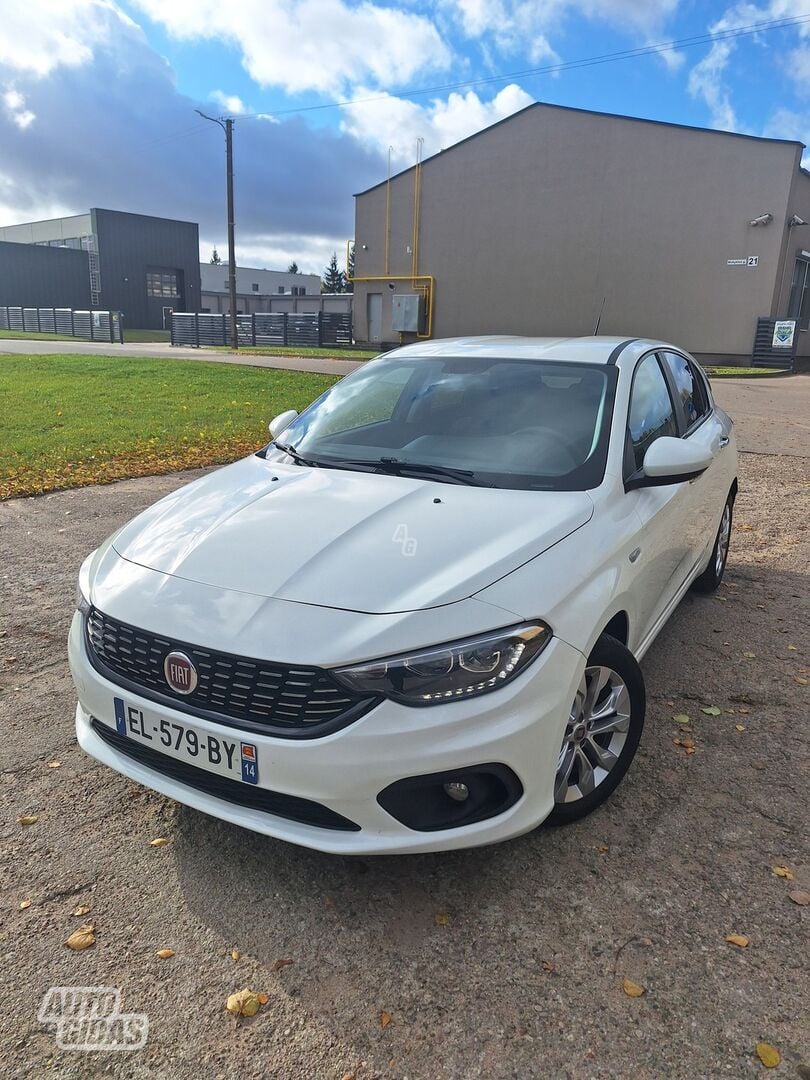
[291,286,305,296]
[277,286,286,294]
[788,257,810,329]
[146,270,179,297]
[252,283,259,292]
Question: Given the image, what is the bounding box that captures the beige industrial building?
[352,102,810,365]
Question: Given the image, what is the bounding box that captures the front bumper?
[69,612,585,854]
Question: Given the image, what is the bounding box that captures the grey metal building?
[0,240,90,310]
[0,208,201,329]
[352,102,810,364]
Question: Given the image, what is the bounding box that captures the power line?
[234,11,810,121]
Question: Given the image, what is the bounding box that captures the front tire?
[546,634,645,826]
[692,493,733,594]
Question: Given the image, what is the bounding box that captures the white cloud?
[0,0,136,76]
[342,82,534,165]
[130,0,451,94]
[3,88,36,128]
[209,90,248,115]
[687,38,738,130]
[210,234,344,276]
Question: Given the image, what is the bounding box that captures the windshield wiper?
[370,457,490,486]
[273,441,320,467]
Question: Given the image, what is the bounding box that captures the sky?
[2,1,810,275]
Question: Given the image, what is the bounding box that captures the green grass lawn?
[703,365,790,377]
[123,328,171,342]
[215,344,379,359]
[1,353,337,499]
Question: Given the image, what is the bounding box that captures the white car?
[69,336,737,854]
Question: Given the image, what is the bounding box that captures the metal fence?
[171,310,352,349]
[0,305,124,343]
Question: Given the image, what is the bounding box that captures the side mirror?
[628,436,713,489]
[268,410,298,440]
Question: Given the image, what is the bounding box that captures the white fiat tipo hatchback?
[69,337,737,853]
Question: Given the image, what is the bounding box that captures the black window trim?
[658,349,714,439]
[623,348,679,487]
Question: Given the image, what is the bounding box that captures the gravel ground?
[0,441,808,1077]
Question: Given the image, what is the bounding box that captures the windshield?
[276,355,617,491]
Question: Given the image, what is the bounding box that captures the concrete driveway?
[0,386,807,1078]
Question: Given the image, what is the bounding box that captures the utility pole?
[196,110,238,350]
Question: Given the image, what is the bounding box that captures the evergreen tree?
[321,252,344,294]
[286,261,299,274]
[209,248,222,265]
[344,245,354,293]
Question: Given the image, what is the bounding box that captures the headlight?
[333,623,551,707]
[75,552,94,615]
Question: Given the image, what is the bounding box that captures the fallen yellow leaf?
[739,523,753,531]
[231,948,241,961]
[738,707,750,714]
[65,924,95,950]
[46,761,61,769]
[622,978,645,997]
[156,948,175,959]
[743,652,756,659]
[672,713,690,725]
[701,706,721,716]
[150,837,170,847]
[787,645,797,651]
[787,890,810,906]
[755,1042,781,1068]
[725,933,749,948]
[795,676,808,685]
[380,1010,392,1028]
[72,904,91,917]
[19,899,31,910]
[434,912,450,926]
[772,864,794,880]
[17,815,38,826]
[596,843,609,853]
[257,993,269,1005]
[735,724,746,732]
[225,988,261,1018]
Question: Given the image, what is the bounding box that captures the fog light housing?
[378,765,522,831]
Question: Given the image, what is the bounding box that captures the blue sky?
[2,1,810,273]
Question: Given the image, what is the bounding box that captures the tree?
[209,248,222,265]
[321,251,345,294]
[344,245,354,293]
[287,261,299,274]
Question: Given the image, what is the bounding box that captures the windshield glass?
[277,355,616,490]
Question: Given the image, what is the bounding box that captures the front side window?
[276,355,616,491]
[628,354,678,472]
[661,352,709,431]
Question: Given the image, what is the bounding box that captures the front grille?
[91,719,359,831]
[85,607,377,739]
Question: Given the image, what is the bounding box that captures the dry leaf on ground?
[725,933,749,948]
[542,960,555,972]
[772,864,794,880]
[17,815,38,826]
[225,989,262,1018]
[156,948,175,959]
[19,899,31,910]
[231,948,241,961]
[271,958,294,971]
[755,1042,781,1068]
[380,1011,392,1028]
[72,904,91,916]
[257,993,269,1005]
[434,913,450,926]
[735,724,746,732]
[701,706,722,716]
[46,761,61,769]
[672,713,690,724]
[65,924,95,950]
[787,889,810,905]
[150,837,170,847]
[622,978,645,997]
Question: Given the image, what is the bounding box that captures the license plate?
[112,697,259,785]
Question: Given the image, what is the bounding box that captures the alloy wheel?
[716,503,731,579]
[555,666,631,803]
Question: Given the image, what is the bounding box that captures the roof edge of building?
[354,100,805,197]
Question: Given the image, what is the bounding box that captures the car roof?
[380,335,677,366]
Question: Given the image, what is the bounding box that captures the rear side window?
[661,351,709,432]
[628,354,678,472]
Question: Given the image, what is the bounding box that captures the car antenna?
[593,296,606,335]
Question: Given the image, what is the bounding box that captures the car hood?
[112,455,593,614]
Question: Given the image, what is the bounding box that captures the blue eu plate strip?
[113,697,127,736]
